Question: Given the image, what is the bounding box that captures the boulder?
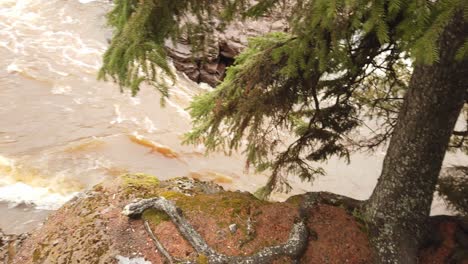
[8,173,465,263]
[10,174,373,263]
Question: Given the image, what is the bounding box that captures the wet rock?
[166,14,289,86]
[0,229,29,264]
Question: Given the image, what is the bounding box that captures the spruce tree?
[100,0,468,262]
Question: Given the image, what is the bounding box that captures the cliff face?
[166,17,288,86]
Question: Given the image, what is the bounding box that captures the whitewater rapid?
[0,0,466,234]
[0,0,268,222]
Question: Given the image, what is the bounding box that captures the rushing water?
[0,0,466,234]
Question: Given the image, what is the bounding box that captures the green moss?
[285,195,304,207]
[171,192,264,219]
[142,208,170,226]
[352,209,370,234]
[121,175,262,219]
[196,254,208,264]
[122,173,160,188]
[32,248,42,262]
[216,221,228,228]
[159,191,186,200]
[121,175,268,245]
[121,173,160,198]
[253,186,270,200]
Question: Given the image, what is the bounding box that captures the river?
[0,0,466,234]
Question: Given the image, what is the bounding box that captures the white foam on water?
[45,62,70,77]
[51,84,73,95]
[0,155,78,210]
[110,104,125,124]
[0,155,14,168]
[6,61,21,73]
[143,117,158,133]
[165,98,191,119]
[0,0,207,216]
[78,0,100,4]
[129,97,141,106]
[0,182,78,210]
[1,0,108,81]
[73,98,84,105]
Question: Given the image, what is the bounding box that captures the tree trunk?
[364,12,468,264]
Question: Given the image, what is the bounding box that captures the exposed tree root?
[123,197,309,263]
[143,220,177,264]
[300,191,364,212]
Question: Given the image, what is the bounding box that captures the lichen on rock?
[8,173,376,263]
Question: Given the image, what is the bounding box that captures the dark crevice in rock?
[166,17,288,87]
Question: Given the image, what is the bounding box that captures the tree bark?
[364,12,468,264]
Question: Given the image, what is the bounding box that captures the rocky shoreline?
[1,173,466,263]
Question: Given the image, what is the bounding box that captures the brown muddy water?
[0,0,466,234]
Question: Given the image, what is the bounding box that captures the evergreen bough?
[100,0,468,197]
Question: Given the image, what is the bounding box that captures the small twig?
[143,220,175,264]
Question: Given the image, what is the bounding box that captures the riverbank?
[3,174,466,263]
[1,0,467,240]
